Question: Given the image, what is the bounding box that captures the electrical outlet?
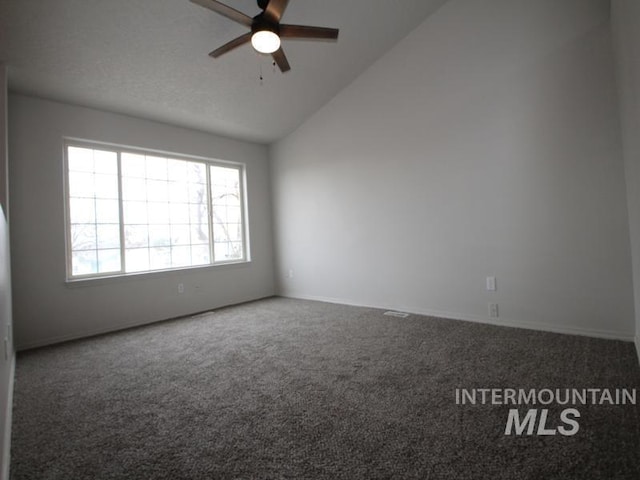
[486,276,496,291]
[287,269,294,279]
[178,283,184,294]
[489,303,499,318]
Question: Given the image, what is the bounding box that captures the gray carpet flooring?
[11,297,640,479]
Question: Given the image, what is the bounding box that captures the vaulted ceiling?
[0,0,447,143]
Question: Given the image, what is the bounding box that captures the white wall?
[9,94,275,350]
[0,65,15,480]
[271,0,635,339]
[611,0,640,362]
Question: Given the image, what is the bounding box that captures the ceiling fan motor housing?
[252,14,279,36]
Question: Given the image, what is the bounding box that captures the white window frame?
[63,139,250,281]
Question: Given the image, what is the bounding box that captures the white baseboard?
[18,320,160,351]
[2,353,15,480]
[282,293,635,342]
[16,295,276,351]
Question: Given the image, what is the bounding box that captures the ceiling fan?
[190,0,339,72]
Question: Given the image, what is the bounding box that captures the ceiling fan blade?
[264,0,289,23]
[209,32,252,58]
[190,0,252,27]
[279,24,339,40]
[272,47,291,72]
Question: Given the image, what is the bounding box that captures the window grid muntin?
[64,141,247,280]
[66,146,122,277]
[120,154,211,273]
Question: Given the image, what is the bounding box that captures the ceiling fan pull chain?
[273,61,276,73]
[259,62,264,86]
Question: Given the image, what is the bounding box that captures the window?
[65,141,248,280]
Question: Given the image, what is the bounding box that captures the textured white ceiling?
[0,0,447,143]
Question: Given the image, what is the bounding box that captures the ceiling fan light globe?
[251,30,281,54]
